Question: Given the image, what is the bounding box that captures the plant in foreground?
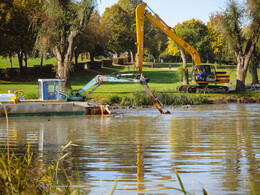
[0,142,79,194]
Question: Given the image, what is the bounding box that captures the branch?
[79,6,94,32]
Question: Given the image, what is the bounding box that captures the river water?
[0,104,260,194]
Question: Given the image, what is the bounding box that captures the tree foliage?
[118,0,143,61]
[166,19,211,63]
[34,0,96,88]
[144,20,167,63]
[0,0,41,68]
[101,4,133,56]
[207,13,225,64]
[220,0,260,90]
[75,11,108,62]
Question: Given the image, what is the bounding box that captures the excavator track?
[177,85,229,94]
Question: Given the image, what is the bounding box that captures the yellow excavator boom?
[136,3,201,74]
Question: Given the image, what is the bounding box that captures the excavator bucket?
[140,79,170,114]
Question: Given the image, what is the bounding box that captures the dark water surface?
[0,104,260,194]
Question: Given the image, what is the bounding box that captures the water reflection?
[0,104,259,194]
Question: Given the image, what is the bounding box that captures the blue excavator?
[68,73,170,114]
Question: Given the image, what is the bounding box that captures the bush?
[155,91,209,105]
[86,61,102,69]
[113,57,130,65]
[120,97,132,106]
[130,91,153,106]
[105,95,121,105]
[0,69,5,79]
[102,59,113,67]
[95,91,209,106]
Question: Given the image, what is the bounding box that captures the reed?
[107,91,210,106]
[0,141,80,194]
[0,143,54,194]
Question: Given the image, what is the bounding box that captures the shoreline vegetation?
[0,58,259,106]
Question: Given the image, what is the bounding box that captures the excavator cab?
[192,65,217,83]
[38,79,67,101]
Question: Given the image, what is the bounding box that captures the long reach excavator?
[136,3,230,93]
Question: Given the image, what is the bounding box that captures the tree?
[220,0,260,90]
[118,0,143,61]
[207,13,225,65]
[34,0,96,89]
[0,0,15,67]
[101,4,133,57]
[75,11,108,64]
[145,21,167,63]
[0,0,40,69]
[166,19,210,84]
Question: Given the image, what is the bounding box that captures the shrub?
[105,95,121,105]
[102,59,113,67]
[113,57,130,65]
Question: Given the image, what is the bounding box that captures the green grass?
[0,56,57,69]
[0,81,38,99]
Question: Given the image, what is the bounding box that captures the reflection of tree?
[220,105,260,192]
[169,105,260,193]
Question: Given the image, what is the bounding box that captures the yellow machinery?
[136,3,230,93]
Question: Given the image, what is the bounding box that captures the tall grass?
[0,142,79,194]
[0,143,54,194]
[104,91,210,106]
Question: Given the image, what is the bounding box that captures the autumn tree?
[0,0,41,69]
[166,19,210,84]
[219,0,260,90]
[0,0,15,67]
[207,13,225,65]
[144,21,167,63]
[101,4,133,57]
[118,0,143,61]
[75,11,108,64]
[34,0,96,89]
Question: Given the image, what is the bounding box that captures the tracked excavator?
[136,3,230,93]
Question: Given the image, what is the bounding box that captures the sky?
[97,0,244,27]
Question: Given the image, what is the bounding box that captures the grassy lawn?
[0,56,57,68]
[0,58,259,104]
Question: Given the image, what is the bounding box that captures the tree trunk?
[236,64,247,90]
[130,50,134,62]
[250,62,259,84]
[23,53,27,68]
[235,41,256,90]
[180,47,189,85]
[9,53,12,68]
[53,47,64,79]
[80,53,83,61]
[18,52,23,70]
[90,52,94,62]
[74,51,78,71]
[40,56,43,67]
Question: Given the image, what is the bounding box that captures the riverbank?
[97,91,260,107]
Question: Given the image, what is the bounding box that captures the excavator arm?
[69,74,170,114]
[136,3,201,74]
[69,74,140,101]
